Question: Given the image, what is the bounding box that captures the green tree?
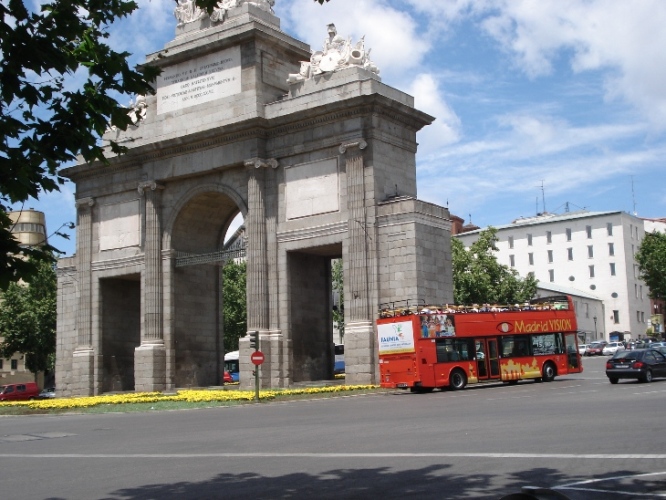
[332,258,344,341]
[452,227,537,305]
[222,260,247,352]
[0,258,57,374]
[1,0,160,287]
[636,231,666,300]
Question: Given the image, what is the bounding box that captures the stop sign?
[250,351,265,365]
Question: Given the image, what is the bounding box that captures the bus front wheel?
[542,362,556,382]
[449,369,467,390]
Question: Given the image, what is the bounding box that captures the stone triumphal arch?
[56,1,453,396]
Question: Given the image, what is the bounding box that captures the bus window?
[501,336,530,357]
[436,339,473,363]
[531,333,563,355]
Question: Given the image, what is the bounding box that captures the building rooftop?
[456,209,625,236]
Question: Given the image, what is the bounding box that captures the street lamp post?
[593,316,597,341]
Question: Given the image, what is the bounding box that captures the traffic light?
[249,331,259,350]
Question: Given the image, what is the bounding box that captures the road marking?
[557,471,666,497]
[1,452,665,459]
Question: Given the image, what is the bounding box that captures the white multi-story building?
[456,210,651,341]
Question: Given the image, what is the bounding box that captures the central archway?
[168,187,245,388]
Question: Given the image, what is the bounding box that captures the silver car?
[602,342,625,356]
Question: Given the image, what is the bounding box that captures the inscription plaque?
[157,46,242,114]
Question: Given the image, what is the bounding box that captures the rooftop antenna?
[536,197,539,215]
[631,176,637,215]
[540,180,547,214]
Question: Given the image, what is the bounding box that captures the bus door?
[564,332,583,373]
[475,338,501,380]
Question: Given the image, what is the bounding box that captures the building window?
[635,284,638,298]
[508,236,514,249]
[547,249,553,263]
[527,234,533,246]
[610,263,616,276]
[566,228,572,241]
[586,225,592,238]
[11,359,17,370]
[640,286,643,299]
[589,265,595,278]
[630,224,634,239]
[632,244,635,257]
[585,303,589,318]
[637,310,641,322]
[588,245,594,258]
[608,242,614,256]
[634,264,638,279]
[548,269,554,282]
[509,255,515,267]
[641,311,645,322]
[528,253,534,265]
[607,222,613,236]
[528,271,535,279]
[546,231,552,244]
[613,310,619,324]
[567,248,573,260]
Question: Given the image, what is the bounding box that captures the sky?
[20,0,666,256]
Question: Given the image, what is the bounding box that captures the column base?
[72,347,95,396]
[134,343,167,392]
[344,321,377,385]
[239,330,287,390]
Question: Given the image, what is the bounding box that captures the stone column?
[135,181,166,392]
[341,139,376,385]
[73,197,95,396]
[241,157,277,389]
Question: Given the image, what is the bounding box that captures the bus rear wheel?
[542,362,556,382]
[449,369,467,390]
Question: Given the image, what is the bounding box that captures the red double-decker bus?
[377,295,583,392]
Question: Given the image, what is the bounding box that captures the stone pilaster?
[73,197,95,395]
[138,181,165,344]
[341,140,370,321]
[244,158,277,332]
[135,181,166,392]
[341,139,376,385]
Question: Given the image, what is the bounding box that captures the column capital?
[244,157,279,169]
[339,139,367,154]
[138,181,165,195]
[75,197,95,209]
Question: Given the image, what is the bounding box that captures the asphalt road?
[1,355,665,499]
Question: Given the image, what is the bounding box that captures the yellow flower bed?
[0,385,378,410]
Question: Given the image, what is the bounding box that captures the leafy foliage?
[222,260,247,351]
[0,258,57,373]
[636,231,666,300]
[452,227,538,305]
[0,0,160,287]
[332,258,344,341]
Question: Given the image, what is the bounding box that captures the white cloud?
[281,0,430,82]
[408,73,460,154]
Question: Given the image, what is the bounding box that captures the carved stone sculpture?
[175,0,274,26]
[174,0,205,25]
[287,23,380,84]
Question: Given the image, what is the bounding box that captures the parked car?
[606,349,666,384]
[578,344,589,355]
[649,341,666,349]
[602,341,625,356]
[0,382,40,401]
[585,342,607,356]
[223,371,233,384]
[39,387,56,399]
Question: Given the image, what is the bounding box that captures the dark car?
[585,341,607,356]
[606,349,666,384]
